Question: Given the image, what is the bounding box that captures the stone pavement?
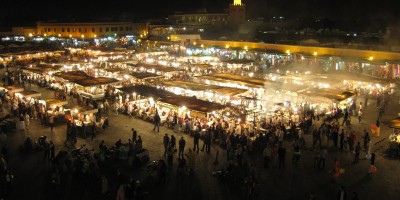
[1,84,400,200]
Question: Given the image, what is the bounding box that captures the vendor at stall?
[65,105,98,138]
[39,98,68,126]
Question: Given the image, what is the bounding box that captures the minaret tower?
[229,0,246,27]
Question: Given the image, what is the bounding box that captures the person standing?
[370,153,376,165]
[49,140,55,161]
[358,109,363,123]
[163,134,169,157]
[341,110,349,126]
[132,128,137,142]
[114,101,119,115]
[49,115,55,131]
[353,142,361,164]
[24,113,30,130]
[91,122,96,140]
[278,144,286,169]
[193,131,200,153]
[104,99,109,115]
[43,140,50,160]
[170,135,176,150]
[368,153,376,174]
[376,120,380,137]
[205,131,211,153]
[19,114,25,131]
[297,128,305,147]
[364,92,369,107]
[178,137,185,159]
[153,112,161,132]
[363,130,370,151]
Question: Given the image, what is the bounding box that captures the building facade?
[36,21,147,38]
[0,21,148,38]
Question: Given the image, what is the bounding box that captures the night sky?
[1,0,399,26]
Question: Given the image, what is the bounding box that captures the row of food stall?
[117,85,227,122]
[5,49,397,139]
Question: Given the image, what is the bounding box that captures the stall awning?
[22,64,63,74]
[130,72,163,80]
[54,71,89,81]
[16,90,41,98]
[54,70,120,87]
[103,68,125,73]
[298,89,356,102]
[118,85,226,113]
[199,73,273,88]
[74,77,120,87]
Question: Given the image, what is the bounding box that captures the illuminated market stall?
[129,72,164,85]
[117,85,226,123]
[160,80,247,105]
[22,64,64,87]
[54,71,120,100]
[297,88,356,117]
[65,105,99,137]
[221,59,256,72]
[38,98,68,125]
[389,117,400,143]
[387,117,400,158]
[14,90,42,106]
[193,73,272,101]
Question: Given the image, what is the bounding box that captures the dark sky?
[1,0,399,26]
